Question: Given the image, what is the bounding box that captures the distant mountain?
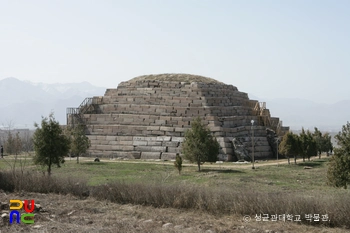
[0,77,348,131]
[0,78,106,128]
[0,77,55,107]
[28,81,106,99]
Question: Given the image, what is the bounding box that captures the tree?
[207,136,220,163]
[299,128,308,162]
[327,122,350,189]
[4,131,14,155]
[21,130,34,154]
[306,130,317,161]
[313,127,333,158]
[182,117,220,171]
[313,127,323,158]
[323,133,333,156]
[279,132,300,164]
[174,154,183,175]
[14,132,22,155]
[33,113,70,176]
[2,120,15,155]
[300,128,317,161]
[4,131,22,155]
[67,125,90,163]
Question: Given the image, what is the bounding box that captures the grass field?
[0,154,332,191]
[1,154,350,232]
[0,154,344,196]
[48,156,333,192]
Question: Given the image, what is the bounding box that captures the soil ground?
[0,191,346,233]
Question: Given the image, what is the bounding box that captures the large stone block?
[156,136,171,141]
[133,140,148,146]
[171,137,184,142]
[141,152,161,159]
[147,141,162,146]
[163,141,180,147]
[161,153,177,160]
[151,146,167,152]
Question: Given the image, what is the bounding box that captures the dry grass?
[1,156,349,232]
[0,190,347,233]
[1,169,350,230]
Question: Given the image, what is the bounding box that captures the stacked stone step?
[80,78,284,160]
[88,135,183,159]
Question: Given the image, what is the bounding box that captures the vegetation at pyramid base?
[174,154,183,175]
[66,125,91,164]
[182,117,220,171]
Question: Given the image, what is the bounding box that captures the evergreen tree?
[313,127,324,158]
[4,131,14,155]
[327,122,350,189]
[323,133,333,156]
[299,128,308,162]
[313,127,333,158]
[305,130,317,161]
[300,128,317,161]
[14,132,23,155]
[174,154,183,175]
[33,113,70,176]
[279,132,300,164]
[182,117,220,171]
[68,125,90,163]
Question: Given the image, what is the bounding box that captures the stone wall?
[68,75,288,161]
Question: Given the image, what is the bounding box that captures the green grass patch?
[0,155,333,192]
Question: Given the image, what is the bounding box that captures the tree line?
[181,118,350,190]
[1,113,90,176]
[278,127,333,164]
[5,113,349,189]
[0,130,34,156]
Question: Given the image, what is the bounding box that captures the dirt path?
[0,191,342,233]
[76,156,321,170]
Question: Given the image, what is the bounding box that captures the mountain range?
[0,77,348,132]
[0,77,106,128]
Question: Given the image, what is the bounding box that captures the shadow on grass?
[297,162,323,167]
[200,169,244,174]
[80,162,107,166]
[313,159,329,163]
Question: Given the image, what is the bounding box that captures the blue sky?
[1,0,349,104]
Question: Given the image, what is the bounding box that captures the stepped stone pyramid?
[66,74,289,161]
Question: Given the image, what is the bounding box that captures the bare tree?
[21,130,34,155]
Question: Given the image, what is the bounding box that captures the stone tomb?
[67,74,289,161]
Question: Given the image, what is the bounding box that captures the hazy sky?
[1,0,349,104]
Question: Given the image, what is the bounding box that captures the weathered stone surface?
[161,153,177,160]
[67,74,289,161]
[141,152,161,159]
